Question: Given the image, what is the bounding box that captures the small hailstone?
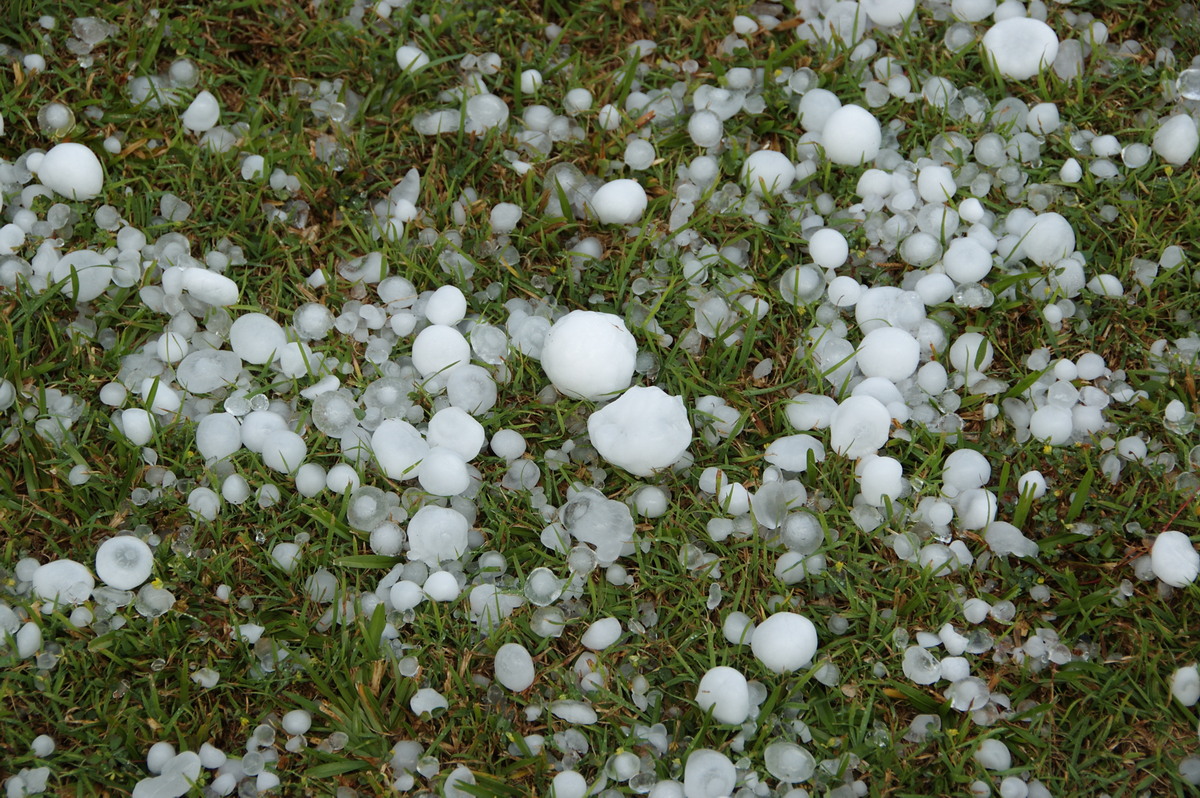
[396,45,430,72]
[1172,665,1200,707]
[809,227,848,269]
[519,69,543,94]
[589,178,648,224]
[742,149,794,196]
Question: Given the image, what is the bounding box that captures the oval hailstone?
[180,268,240,306]
[541,310,637,400]
[52,249,113,302]
[830,395,891,458]
[1151,530,1199,587]
[742,149,795,196]
[589,179,648,225]
[982,17,1059,80]
[32,559,95,607]
[181,90,220,133]
[587,386,692,476]
[37,142,104,200]
[406,506,469,565]
[856,327,920,382]
[695,666,751,725]
[494,642,536,691]
[1020,212,1075,267]
[822,104,882,166]
[95,536,154,590]
[751,612,818,673]
[1153,114,1200,166]
[229,313,287,365]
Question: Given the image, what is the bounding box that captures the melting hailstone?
[587,386,691,476]
[95,535,154,590]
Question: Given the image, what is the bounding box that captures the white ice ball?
[589,179,648,224]
[742,150,794,196]
[809,228,849,269]
[751,612,818,673]
[37,142,104,200]
[587,386,692,476]
[856,327,920,382]
[982,17,1059,81]
[541,311,637,400]
[1151,530,1199,588]
[1153,114,1200,166]
[822,105,881,166]
[695,666,750,724]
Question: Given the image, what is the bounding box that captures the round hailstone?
[406,506,469,565]
[425,285,468,326]
[752,612,818,673]
[695,666,750,725]
[981,17,1059,80]
[683,749,736,798]
[859,455,903,506]
[494,642,536,691]
[1151,530,1199,588]
[260,430,306,473]
[742,150,794,196]
[36,142,104,200]
[395,45,430,72]
[372,419,429,480]
[942,237,993,284]
[830,395,891,458]
[948,332,994,374]
[797,88,842,133]
[32,559,95,607]
[1028,405,1073,446]
[412,324,470,378]
[587,386,692,476]
[809,228,849,269]
[195,413,242,460]
[589,179,648,225]
[1153,114,1200,166]
[182,90,220,133]
[856,327,920,382]
[95,536,154,591]
[822,105,881,166]
[229,313,286,365]
[417,447,470,496]
[1020,212,1075,267]
[52,249,113,302]
[541,310,637,400]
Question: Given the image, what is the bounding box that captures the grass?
[2,0,1200,795]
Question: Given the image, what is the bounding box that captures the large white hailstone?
[856,327,920,382]
[261,430,306,473]
[809,228,849,269]
[1153,114,1200,166]
[859,455,903,506]
[1151,530,1199,587]
[797,88,842,133]
[948,332,994,374]
[751,612,818,673]
[973,738,1012,771]
[589,179,648,224]
[1172,664,1200,707]
[822,105,881,166]
[942,448,991,491]
[982,17,1059,80]
[372,419,429,480]
[95,536,154,591]
[52,249,113,302]
[1020,212,1075,267]
[1029,405,1073,445]
[860,0,916,26]
[181,90,220,133]
[587,386,692,476]
[742,149,795,196]
[541,311,637,400]
[683,749,736,798]
[229,313,286,365]
[36,142,104,200]
[695,666,750,724]
[942,237,993,284]
[406,506,469,565]
[180,268,240,306]
[412,324,470,377]
[830,395,891,458]
[395,44,430,72]
[32,559,95,607]
[494,642,536,692]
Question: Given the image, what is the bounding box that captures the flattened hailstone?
[1151,530,1200,587]
[861,0,916,26]
[982,17,1059,80]
[751,612,818,673]
[1020,212,1075,267]
[683,749,736,798]
[1153,114,1200,166]
[822,105,882,166]
[943,237,993,284]
[974,738,1012,771]
[229,313,286,365]
[95,536,154,590]
[52,249,113,302]
[37,142,104,200]
[395,44,430,72]
[180,267,240,306]
[32,559,95,607]
[695,666,750,724]
[830,395,891,458]
[181,90,220,133]
[372,418,429,480]
[589,178,648,224]
[587,386,692,476]
[1029,405,1073,446]
[742,149,794,196]
[581,617,622,650]
[764,434,825,472]
[1171,664,1200,707]
[412,324,470,378]
[494,642,536,691]
[856,327,920,382]
[406,505,469,565]
[541,311,637,400]
[809,227,849,269]
[984,521,1040,558]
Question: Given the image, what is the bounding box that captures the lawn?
[1,0,1200,796]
